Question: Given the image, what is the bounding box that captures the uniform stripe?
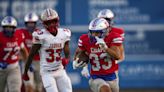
[78,43,82,46]
[29,13,32,19]
[46,9,51,17]
[49,9,52,16]
[78,39,82,43]
[121,33,125,38]
[8,17,12,23]
[112,41,123,43]
[113,37,123,42]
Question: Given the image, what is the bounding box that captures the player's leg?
[107,71,119,92]
[0,70,7,92]
[56,69,72,92]
[7,66,22,92]
[19,60,26,92]
[21,61,34,92]
[24,71,34,92]
[89,78,111,92]
[41,73,58,92]
[99,85,112,92]
[33,61,43,92]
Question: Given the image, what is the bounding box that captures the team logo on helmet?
[24,12,38,22]
[1,16,17,27]
[1,16,17,37]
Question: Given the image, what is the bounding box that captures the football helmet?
[40,8,59,33]
[24,12,38,32]
[97,9,114,25]
[1,16,17,27]
[1,16,17,37]
[88,18,109,43]
[24,12,38,22]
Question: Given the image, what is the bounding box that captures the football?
[77,52,89,64]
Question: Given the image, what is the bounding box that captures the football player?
[73,18,124,92]
[0,16,28,92]
[97,9,125,45]
[22,8,72,92]
[81,9,125,81]
[17,12,42,92]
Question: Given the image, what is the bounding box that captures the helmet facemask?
[25,22,37,33]
[1,16,17,37]
[43,18,59,34]
[3,26,16,37]
[88,28,109,43]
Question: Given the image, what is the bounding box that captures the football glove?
[72,58,87,69]
[95,36,108,49]
[81,65,90,78]
[22,73,29,81]
[62,58,70,68]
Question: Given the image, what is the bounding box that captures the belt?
[47,68,59,72]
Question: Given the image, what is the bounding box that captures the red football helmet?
[40,8,59,33]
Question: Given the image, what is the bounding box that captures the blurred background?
[0,0,164,92]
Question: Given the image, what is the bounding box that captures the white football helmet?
[40,8,59,33]
[24,12,38,22]
[89,18,109,31]
[97,9,114,25]
[1,16,17,37]
[1,16,17,27]
[97,9,114,19]
[88,18,109,42]
[40,8,59,21]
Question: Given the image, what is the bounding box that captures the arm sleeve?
[110,34,124,46]
[15,30,25,49]
[64,29,71,42]
[78,36,86,50]
[32,31,43,44]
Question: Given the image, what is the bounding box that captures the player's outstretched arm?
[73,47,87,69]
[116,44,125,64]
[73,47,86,60]
[62,41,70,67]
[105,46,121,60]
[63,41,70,59]
[20,45,29,61]
[23,44,41,80]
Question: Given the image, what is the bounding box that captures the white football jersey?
[32,28,71,72]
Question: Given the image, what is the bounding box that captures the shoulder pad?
[64,28,71,37]
[60,28,71,37]
[32,29,44,36]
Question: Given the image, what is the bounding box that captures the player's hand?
[95,37,108,49]
[81,65,90,78]
[72,58,87,69]
[62,58,70,68]
[72,58,79,69]
[22,73,32,85]
[22,73,29,81]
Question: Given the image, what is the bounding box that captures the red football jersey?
[111,27,125,38]
[0,30,24,64]
[17,28,40,61]
[78,28,124,75]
